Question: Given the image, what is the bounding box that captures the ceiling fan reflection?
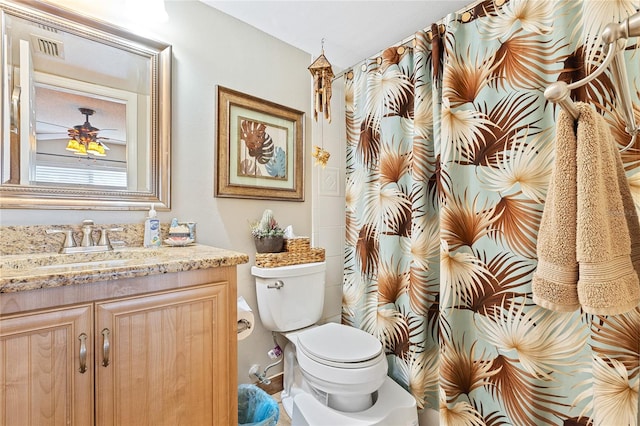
[36,107,120,157]
[66,108,109,156]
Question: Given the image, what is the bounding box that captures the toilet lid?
[297,323,383,368]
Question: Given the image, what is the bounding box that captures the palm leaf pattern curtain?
[343,1,640,424]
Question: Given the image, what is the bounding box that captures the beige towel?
[532,102,640,315]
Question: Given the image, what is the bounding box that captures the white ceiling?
[200,0,472,72]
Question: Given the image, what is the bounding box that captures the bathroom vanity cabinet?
[96,284,228,425]
[0,246,247,426]
[1,304,94,425]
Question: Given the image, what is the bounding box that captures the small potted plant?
[251,209,284,253]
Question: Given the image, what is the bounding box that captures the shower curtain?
[343,1,640,424]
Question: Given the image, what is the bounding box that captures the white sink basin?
[33,259,132,271]
[0,248,160,274]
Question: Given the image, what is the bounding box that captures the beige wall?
[312,83,346,325]
[0,0,346,386]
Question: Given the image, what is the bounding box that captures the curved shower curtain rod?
[334,0,490,81]
[545,11,640,152]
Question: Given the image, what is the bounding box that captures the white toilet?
[252,262,418,426]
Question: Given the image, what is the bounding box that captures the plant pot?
[254,236,284,253]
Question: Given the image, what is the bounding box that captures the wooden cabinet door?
[0,305,94,426]
[95,283,233,426]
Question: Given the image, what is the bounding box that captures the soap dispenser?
[143,204,161,248]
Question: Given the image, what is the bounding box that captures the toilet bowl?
[252,263,418,425]
[287,323,388,412]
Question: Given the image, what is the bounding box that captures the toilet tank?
[251,262,326,332]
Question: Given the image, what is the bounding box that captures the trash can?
[238,384,280,426]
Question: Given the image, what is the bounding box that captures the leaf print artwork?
[216,86,303,201]
[241,120,273,164]
[238,118,288,180]
[266,147,286,178]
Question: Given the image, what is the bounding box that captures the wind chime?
[308,40,332,167]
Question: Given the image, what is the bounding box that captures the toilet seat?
[297,323,383,368]
[293,323,388,396]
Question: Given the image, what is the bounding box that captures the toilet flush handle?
[267,280,284,290]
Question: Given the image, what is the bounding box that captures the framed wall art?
[216,86,304,201]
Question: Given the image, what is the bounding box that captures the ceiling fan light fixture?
[66,107,109,158]
[66,139,81,152]
[87,141,106,157]
[74,143,88,156]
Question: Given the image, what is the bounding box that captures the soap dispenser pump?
[143,203,161,248]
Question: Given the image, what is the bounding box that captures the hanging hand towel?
[532,102,640,315]
[532,105,580,312]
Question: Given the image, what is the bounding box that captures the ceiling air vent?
[30,34,64,58]
[37,23,58,33]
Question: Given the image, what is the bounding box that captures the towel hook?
[544,38,620,121]
[545,11,640,153]
[620,131,637,153]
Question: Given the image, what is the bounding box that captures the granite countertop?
[0,244,249,293]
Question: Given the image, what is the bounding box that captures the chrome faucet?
[80,219,95,247]
[46,220,122,254]
[45,229,76,252]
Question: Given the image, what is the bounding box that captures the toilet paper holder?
[238,318,252,334]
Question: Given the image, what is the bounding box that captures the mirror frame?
[0,0,171,210]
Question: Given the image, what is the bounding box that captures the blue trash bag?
[238,384,280,426]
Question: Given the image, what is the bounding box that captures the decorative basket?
[255,248,325,268]
[283,237,310,252]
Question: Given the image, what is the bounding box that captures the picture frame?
[216,86,305,201]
